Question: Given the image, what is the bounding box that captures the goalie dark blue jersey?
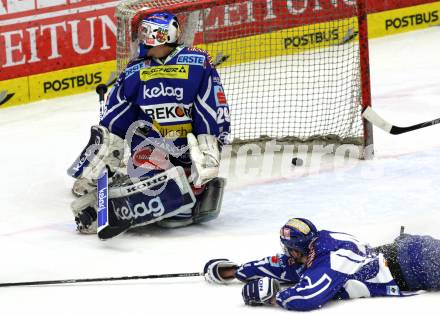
[100,46,230,172]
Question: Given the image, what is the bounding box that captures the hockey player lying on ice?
[204,218,440,311]
[67,12,230,239]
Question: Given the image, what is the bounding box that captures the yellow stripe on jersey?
[140,65,189,81]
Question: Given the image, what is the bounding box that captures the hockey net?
[116,0,373,157]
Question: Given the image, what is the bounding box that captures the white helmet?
[138,11,181,49]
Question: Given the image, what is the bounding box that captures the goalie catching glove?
[203,259,238,284]
[242,277,280,306]
[187,133,220,187]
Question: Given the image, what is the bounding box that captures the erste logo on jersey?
[125,61,149,79]
[177,54,206,66]
[141,103,191,124]
[187,47,214,66]
[140,65,189,81]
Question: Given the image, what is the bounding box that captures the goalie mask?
[280,218,318,256]
[137,11,181,57]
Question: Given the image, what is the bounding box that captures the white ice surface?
[1,28,440,315]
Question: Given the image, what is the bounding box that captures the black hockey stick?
[0,90,15,107]
[335,27,358,46]
[362,106,440,135]
[213,53,230,67]
[96,72,118,104]
[0,272,203,288]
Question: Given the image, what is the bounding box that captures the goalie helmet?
[137,11,181,57]
[280,218,318,256]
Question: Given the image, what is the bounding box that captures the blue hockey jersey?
[397,234,440,290]
[236,230,401,311]
[99,46,230,172]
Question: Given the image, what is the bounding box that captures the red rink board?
[0,0,436,82]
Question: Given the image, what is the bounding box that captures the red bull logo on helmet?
[281,227,292,239]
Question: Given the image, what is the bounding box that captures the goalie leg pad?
[192,177,226,224]
[155,207,193,228]
[71,167,196,237]
[108,166,196,228]
[158,177,226,228]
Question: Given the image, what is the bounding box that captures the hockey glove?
[187,133,220,187]
[242,277,280,306]
[203,258,238,284]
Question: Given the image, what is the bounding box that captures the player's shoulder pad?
[312,230,347,255]
[184,47,215,68]
[124,58,152,79]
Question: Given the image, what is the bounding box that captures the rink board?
[0,1,439,108]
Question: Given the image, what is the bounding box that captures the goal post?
[115,0,374,158]
[357,0,374,158]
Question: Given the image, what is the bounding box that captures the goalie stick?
[0,272,203,288]
[96,168,132,240]
[362,106,440,135]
